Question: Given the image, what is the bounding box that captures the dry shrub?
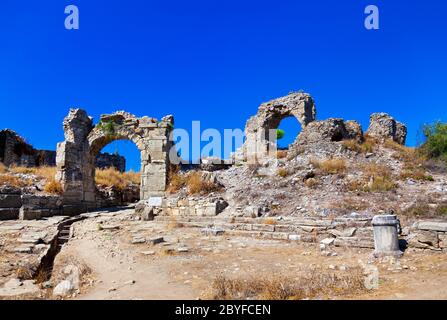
[276,150,287,159]
[51,255,92,287]
[263,218,277,225]
[0,163,8,174]
[348,164,397,192]
[277,168,289,178]
[342,138,375,154]
[0,174,32,187]
[384,139,423,164]
[10,165,57,181]
[362,163,391,178]
[186,172,221,195]
[44,179,63,194]
[399,201,447,218]
[95,167,140,190]
[399,168,434,181]
[304,177,319,188]
[208,268,365,300]
[167,166,187,193]
[312,158,346,174]
[333,197,368,212]
[16,265,35,280]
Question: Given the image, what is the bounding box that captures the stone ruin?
[0,129,55,167]
[55,109,174,215]
[1,92,409,219]
[0,129,126,172]
[239,93,407,162]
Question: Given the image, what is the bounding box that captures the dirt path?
[70,238,196,300]
[50,211,447,300]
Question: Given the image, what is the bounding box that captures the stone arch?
[241,93,316,161]
[56,109,174,215]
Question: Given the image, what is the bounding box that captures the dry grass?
[399,201,447,219]
[399,168,434,181]
[0,174,32,187]
[10,165,57,181]
[51,255,92,287]
[331,197,368,212]
[207,268,365,300]
[44,179,63,194]
[95,167,140,190]
[383,139,424,165]
[277,168,289,178]
[167,168,221,195]
[16,265,35,280]
[0,162,7,174]
[167,166,187,193]
[304,177,319,188]
[276,150,288,159]
[342,138,375,154]
[263,218,277,225]
[348,164,397,192]
[311,158,347,175]
[186,172,221,195]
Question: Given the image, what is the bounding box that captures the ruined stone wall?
[237,93,408,163]
[0,186,62,221]
[1,129,127,172]
[0,130,35,167]
[56,109,173,215]
[95,152,126,172]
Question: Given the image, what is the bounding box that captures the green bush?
[420,122,447,162]
[276,129,285,140]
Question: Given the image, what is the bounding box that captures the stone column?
[372,215,402,257]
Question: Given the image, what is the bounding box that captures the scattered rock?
[53,280,75,297]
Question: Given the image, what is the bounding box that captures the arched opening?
[95,140,141,206]
[275,116,302,150]
[87,135,144,208]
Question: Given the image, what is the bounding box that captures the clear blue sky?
[1,0,446,171]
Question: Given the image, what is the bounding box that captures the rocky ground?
[1,207,447,300]
[203,140,447,222]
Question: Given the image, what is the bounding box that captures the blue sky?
[1,0,446,171]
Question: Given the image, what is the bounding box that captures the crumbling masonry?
[56,109,174,214]
[239,93,406,162]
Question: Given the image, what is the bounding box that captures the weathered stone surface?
[417,221,447,232]
[201,227,225,236]
[53,280,75,297]
[131,236,146,244]
[416,230,438,247]
[366,113,407,145]
[56,109,174,210]
[0,194,22,208]
[0,278,40,297]
[334,237,374,249]
[0,208,20,220]
[297,118,363,145]
[148,237,164,245]
[240,93,316,161]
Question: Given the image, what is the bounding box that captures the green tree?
[276,129,285,140]
[421,121,447,162]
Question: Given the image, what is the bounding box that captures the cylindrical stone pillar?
[372,215,402,257]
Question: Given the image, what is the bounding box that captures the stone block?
[148,197,163,207]
[439,234,447,249]
[416,230,438,247]
[252,224,275,232]
[417,221,447,232]
[0,194,22,208]
[0,208,20,220]
[204,204,217,216]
